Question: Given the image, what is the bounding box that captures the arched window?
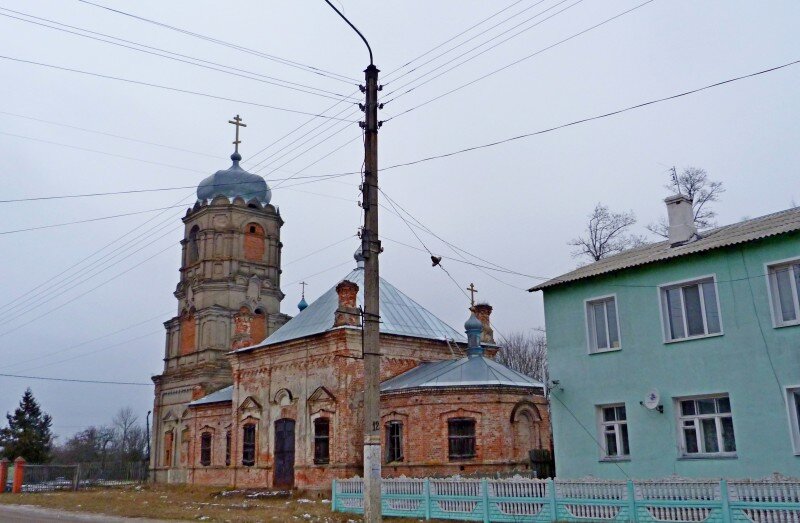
[448,418,476,460]
[386,421,403,463]
[200,432,212,466]
[242,424,256,466]
[243,223,265,261]
[187,226,199,264]
[251,307,266,344]
[313,418,330,464]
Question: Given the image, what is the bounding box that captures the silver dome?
[197,152,271,204]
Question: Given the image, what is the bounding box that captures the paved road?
[0,504,171,522]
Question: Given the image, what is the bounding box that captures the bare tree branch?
[494,330,549,384]
[647,166,725,237]
[569,203,640,261]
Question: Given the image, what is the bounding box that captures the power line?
[0,222,179,324]
[0,372,152,386]
[0,131,208,175]
[384,0,652,113]
[382,58,800,169]
[383,0,529,81]
[0,242,175,338]
[383,0,579,96]
[0,204,188,235]
[0,110,219,159]
[0,8,358,102]
[75,0,358,84]
[0,55,358,121]
[0,311,172,370]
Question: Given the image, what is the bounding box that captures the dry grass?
[0,483,428,522]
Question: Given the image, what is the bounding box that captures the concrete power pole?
[361,62,382,523]
[322,2,382,521]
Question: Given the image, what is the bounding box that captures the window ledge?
[590,348,622,355]
[664,332,724,345]
[774,321,800,329]
[599,457,630,463]
[677,454,737,460]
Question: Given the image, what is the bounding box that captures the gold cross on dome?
[228,114,247,153]
[300,281,308,299]
[467,283,478,307]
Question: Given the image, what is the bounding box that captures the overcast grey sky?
[0,0,798,440]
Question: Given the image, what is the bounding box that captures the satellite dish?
[643,389,661,410]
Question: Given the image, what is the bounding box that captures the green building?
[530,196,800,478]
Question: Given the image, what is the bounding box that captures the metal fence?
[332,475,800,522]
[19,464,79,493]
[4,461,147,493]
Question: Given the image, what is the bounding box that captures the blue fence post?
[720,479,732,523]
[331,479,337,512]
[548,478,558,522]
[627,479,637,521]
[482,477,490,523]
[424,478,431,520]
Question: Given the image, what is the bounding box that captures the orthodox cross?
[228,114,247,153]
[467,283,478,307]
[300,281,308,299]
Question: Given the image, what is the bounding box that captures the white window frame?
[786,385,800,455]
[765,257,800,328]
[658,275,723,343]
[585,294,622,354]
[675,394,737,459]
[597,403,629,460]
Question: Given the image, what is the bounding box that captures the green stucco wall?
[542,232,800,479]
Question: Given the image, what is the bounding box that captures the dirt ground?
[0,484,432,522]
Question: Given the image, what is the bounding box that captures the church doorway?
[274,418,295,489]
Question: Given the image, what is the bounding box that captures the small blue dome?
[298,297,308,311]
[354,247,365,268]
[197,152,271,203]
[464,313,482,333]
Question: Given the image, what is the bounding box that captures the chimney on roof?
[333,280,360,328]
[472,303,495,345]
[664,194,697,246]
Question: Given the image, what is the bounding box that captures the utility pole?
[322,2,381,521]
[361,61,382,523]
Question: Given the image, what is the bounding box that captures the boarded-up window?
[251,308,266,344]
[448,418,476,460]
[164,431,174,467]
[179,312,196,355]
[244,223,265,261]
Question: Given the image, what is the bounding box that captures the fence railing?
[2,459,147,493]
[332,475,800,522]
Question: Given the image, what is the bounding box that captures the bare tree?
[647,166,725,237]
[569,203,643,262]
[494,330,548,384]
[112,407,138,459]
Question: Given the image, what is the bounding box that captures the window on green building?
[767,261,800,327]
[660,277,721,341]
[586,296,620,352]
[787,388,800,454]
[677,395,736,457]
[599,405,629,459]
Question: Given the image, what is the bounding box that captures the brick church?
[150,124,551,489]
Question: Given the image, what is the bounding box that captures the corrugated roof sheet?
[188,385,233,407]
[529,206,800,291]
[380,355,544,392]
[237,267,465,351]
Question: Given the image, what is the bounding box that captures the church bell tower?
[151,116,289,481]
